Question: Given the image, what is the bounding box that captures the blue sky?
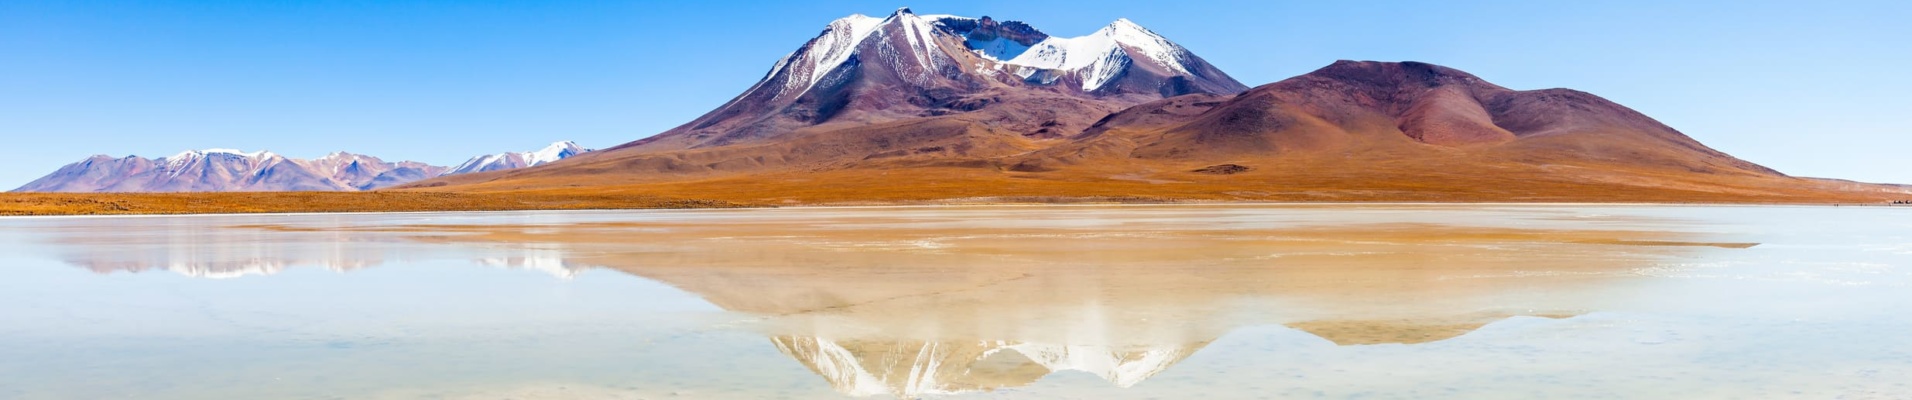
[2,0,1907,188]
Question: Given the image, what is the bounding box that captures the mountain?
[409,29,1900,204]
[1015,60,1783,175]
[14,149,349,192]
[413,10,1317,193]
[443,141,592,175]
[15,141,588,193]
[610,8,1245,152]
[305,152,451,191]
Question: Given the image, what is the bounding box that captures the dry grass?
[0,192,743,216]
[5,158,1903,216]
[412,158,1906,205]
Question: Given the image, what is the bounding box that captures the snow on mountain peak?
[870,8,950,82]
[761,10,1213,95]
[1096,18,1191,75]
[638,10,1245,151]
[753,10,1185,96]
[832,13,882,29]
[443,141,593,176]
[771,14,886,100]
[527,141,586,166]
[168,148,275,161]
[990,17,1194,90]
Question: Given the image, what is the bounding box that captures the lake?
[1,205,1908,399]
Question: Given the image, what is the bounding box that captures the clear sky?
[2,0,1907,188]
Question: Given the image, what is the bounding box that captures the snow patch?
[778,14,884,100]
[527,141,585,166]
[166,148,276,161]
[999,18,1193,91]
[443,141,592,176]
[749,12,1207,98]
[964,36,1032,61]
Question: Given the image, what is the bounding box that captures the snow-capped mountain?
[988,18,1219,92]
[14,149,350,192]
[305,151,451,190]
[625,8,1245,150]
[14,141,588,193]
[443,141,592,175]
[756,10,1240,99]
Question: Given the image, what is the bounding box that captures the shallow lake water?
[1,204,1909,399]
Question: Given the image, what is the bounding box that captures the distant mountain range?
[14,141,590,192]
[444,141,590,175]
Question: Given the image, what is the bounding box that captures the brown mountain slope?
[401,61,1908,204]
[1030,61,1776,176]
[414,90,1126,191]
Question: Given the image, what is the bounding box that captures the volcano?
[399,11,1899,204]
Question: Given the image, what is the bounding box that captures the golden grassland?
[5,162,1904,216]
[0,191,743,216]
[411,154,1910,203]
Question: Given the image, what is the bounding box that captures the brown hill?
[1019,60,1781,176]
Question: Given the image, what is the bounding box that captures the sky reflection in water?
[1,205,1908,399]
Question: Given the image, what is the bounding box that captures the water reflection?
[770,337,1208,397]
[53,220,592,279]
[472,247,592,279]
[43,208,1758,398]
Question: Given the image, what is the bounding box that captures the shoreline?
[3,194,1904,218]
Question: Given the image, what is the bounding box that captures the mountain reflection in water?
[46,207,1756,398]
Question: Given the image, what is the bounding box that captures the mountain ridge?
[14,141,591,193]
